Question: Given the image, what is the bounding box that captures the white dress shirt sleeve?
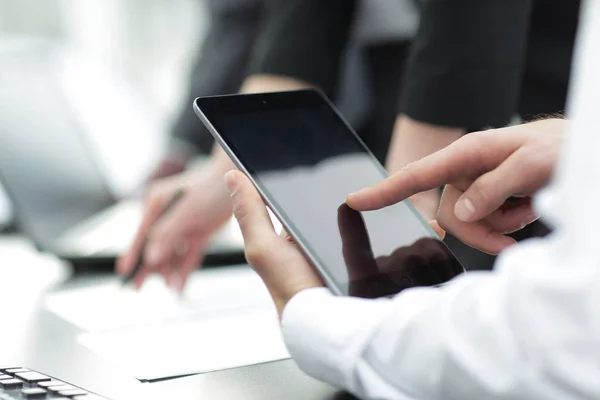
[282,2,600,399]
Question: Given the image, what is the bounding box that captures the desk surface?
[0,236,355,400]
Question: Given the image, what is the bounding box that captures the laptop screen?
[0,44,116,248]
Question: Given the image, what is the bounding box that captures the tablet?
[194,89,464,298]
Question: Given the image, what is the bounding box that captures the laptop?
[0,39,244,265]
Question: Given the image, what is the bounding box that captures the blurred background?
[0,0,565,274]
[0,0,208,228]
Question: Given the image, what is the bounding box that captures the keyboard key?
[0,378,23,389]
[0,368,102,400]
[0,367,20,372]
[4,368,29,374]
[37,380,65,388]
[20,388,47,399]
[47,385,76,393]
[58,389,88,397]
[15,372,50,384]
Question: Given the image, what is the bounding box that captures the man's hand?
[348,119,566,254]
[118,73,316,293]
[224,170,324,318]
[116,164,233,293]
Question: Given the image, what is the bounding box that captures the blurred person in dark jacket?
[388,0,581,220]
[122,0,419,292]
[121,0,581,289]
[149,0,419,180]
[148,0,264,180]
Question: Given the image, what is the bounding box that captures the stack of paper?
[45,266,290,380]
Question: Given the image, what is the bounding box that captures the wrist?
[240,75,314,94]
[386,115,465,172]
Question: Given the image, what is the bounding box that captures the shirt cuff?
[281,288,393,389]
[400,65,520,130]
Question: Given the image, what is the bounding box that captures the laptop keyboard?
[0,368,108,399]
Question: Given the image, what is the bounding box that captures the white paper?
[78,309,289,381]
[45,266,290,380]
[45,266,273,333]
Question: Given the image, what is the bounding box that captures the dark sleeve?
[248,0,357,96]
[171,0,263,153]
[400,0,534,129]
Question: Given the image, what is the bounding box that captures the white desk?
[0,235,352,400]
[0,236,69,360]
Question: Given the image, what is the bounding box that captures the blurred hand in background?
[117,75,313,293]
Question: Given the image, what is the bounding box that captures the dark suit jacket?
[176,0,580,153]
[251,0,580,129]
[249,0,358,96]
[170,0,265,154]
[400,0,581,129]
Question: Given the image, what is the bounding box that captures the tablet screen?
[196,90,464,298]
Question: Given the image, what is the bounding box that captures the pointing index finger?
[346,150,452,211]
[346,135,509,211]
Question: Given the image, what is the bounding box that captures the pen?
[121,189,187,286]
